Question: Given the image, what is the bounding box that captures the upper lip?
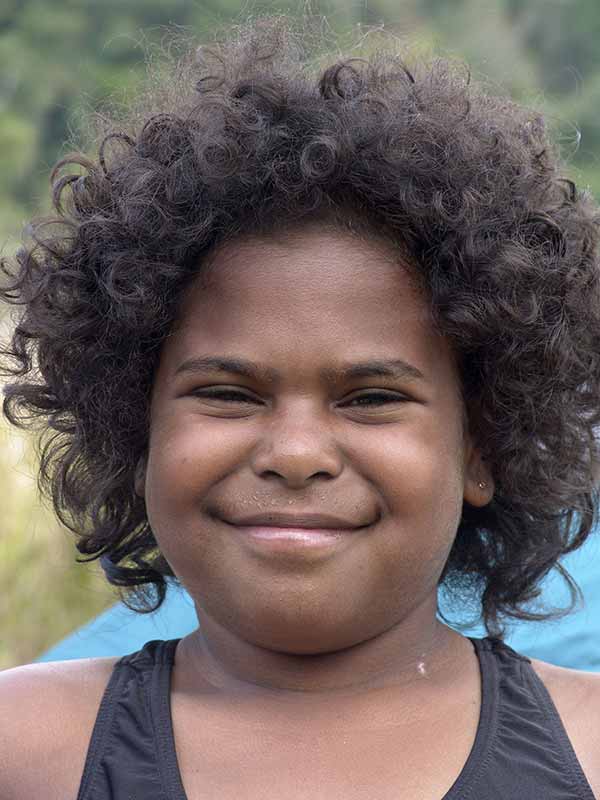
[225,512,367,530]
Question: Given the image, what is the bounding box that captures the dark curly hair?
[2,15,600,637]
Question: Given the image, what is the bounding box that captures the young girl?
[2,15,600,800]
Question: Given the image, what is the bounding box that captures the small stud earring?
[478,481,487,489]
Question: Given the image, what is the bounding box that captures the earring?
[478,481,487,489]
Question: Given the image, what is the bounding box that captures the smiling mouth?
[213,508,376,555]
[219,517,372,553]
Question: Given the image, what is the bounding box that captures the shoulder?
[530,657,600,797]
[0,656,118,800]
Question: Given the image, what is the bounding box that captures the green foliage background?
[2,0,599,668]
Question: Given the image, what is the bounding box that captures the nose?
[249,404,344,488]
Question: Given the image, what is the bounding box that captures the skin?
[135,223,495,700]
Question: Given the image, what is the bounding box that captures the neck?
[176,595,466,700]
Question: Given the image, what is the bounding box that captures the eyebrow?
[174,355,426,383]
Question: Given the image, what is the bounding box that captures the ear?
[134,454,147,499]
[462,438,494,508]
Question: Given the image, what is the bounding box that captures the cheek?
[143,416,261,570]
[146,414,248,500]
[367,423,465,552]
[367,417,463,497]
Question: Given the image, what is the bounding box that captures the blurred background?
[2,0,600,669]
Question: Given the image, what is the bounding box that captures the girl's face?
[137,225,492,656]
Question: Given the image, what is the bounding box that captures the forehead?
[165,226,459,391]
[180,225,427,326]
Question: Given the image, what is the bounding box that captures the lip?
[224,512,366,529]
[232,525,350,547]
[218,512,372,555]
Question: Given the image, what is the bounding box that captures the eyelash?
[190,388,407,407]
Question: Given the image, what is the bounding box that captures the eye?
[342,391,409,407]
[190,388,260,404]
[188,388,408,408]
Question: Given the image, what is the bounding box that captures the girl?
[1,15,600,799]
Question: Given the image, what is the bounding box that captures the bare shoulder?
[0,656,118,800]
[531,657,600,797]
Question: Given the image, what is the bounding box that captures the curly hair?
[2,15,600,637]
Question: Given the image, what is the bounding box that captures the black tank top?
[75,636,597,799]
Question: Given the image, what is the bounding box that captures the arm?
[0,658,116,800]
